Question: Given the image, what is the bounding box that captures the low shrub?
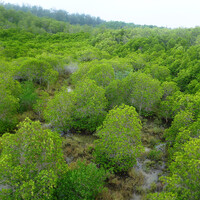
[55,161,107,200]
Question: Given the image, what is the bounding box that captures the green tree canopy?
[45,79,107,133]
[0,118,66,199]
[0,73,21,134]
[72,61,115,87]
[70,79,107,132]
[16,57,59,87]
[145,65,171,82]
[44,88,74,132]
[123,72,163,115]
[18,81,38,112]
[171,117,200,155]
[0,87,19,134]
[164,110,194,146]
[94,104,143,172]
[55,161,107,200]
[105,79,125,109]
[161,137,200,200]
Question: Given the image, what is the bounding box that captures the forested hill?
[1,3,159,29]
[0,5,94,33]
[1,4,200,200]
[1,3,105,26]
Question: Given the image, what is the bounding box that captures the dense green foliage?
[33,91,49,120]
[0,87,19,134]
[19,81,38,112]
[44,79,107,133]
[148,137,200,200]
[0,118,66,199]
[72,61,115,87]
[94,105,143,172]
[164,110,194,145]
[55,161,107,200]
[123,72,163,114]
[1,3,200,199]
[0,74,20,134]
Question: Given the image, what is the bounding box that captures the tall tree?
[123,72,163,115]
[94,104,143,172]
[45,79,107,133]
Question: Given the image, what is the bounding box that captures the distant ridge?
[1,2,160,29]
[1,3,105,26]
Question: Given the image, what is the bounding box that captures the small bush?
[19,81,38,112]
[55,161,107,200]
[147,149,163,161]
[149,182,157,192]
[0,87,19,134]
[33,91,49,120]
